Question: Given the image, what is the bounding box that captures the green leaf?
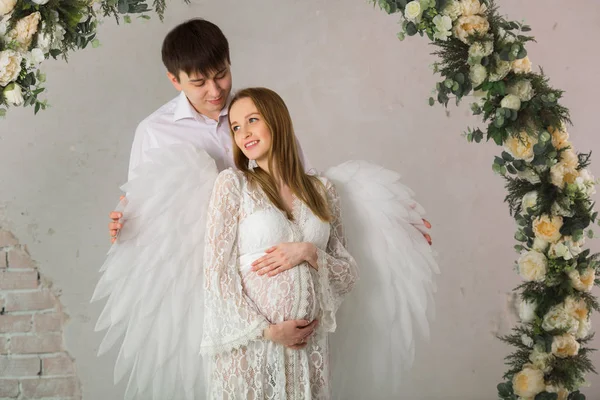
[535,392,558,400]
[511,109,518,121]
[92,39,101,48]
[405,22,418,36]
[515,231,528,242]
[34,102,41,114]
[455,73,465,85]
[506,164,517,174]
[428,97,435,106]
[124,15,132,23]
[501,151,514,161]
[0,108,6,118]
[495,156,506,166]
[587,229,594,239]
[517,47,528,59]
[497,382,513,398]
[533,143,546,155]
[495,116,505,127]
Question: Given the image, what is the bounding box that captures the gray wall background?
[1,0,599,398]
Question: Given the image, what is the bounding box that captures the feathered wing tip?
[91,144,218,400]
[324,160,440,399]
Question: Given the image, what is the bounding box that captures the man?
[107,18,432,243]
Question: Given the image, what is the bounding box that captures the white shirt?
[128,91,311,180]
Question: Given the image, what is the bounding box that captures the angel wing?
[91,144,218,400]
[324,160,440,399]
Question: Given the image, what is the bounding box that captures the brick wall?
[0,230,81,399]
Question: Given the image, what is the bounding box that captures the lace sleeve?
[314,178,359,333]
[200,170,270,356]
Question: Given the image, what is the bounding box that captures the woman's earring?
[248,159,258,171]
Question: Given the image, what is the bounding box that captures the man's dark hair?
[161,18,231,80]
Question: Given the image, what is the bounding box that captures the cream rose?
[404,1,422,21]
[512,56,532,74]
[0,49,22,86]
[550,162,579,189]
[453,15,489,44]
[8,12,41,50]
[542,304,579,334]
[469,64,487,86]
[568,268,595,292]
[500,94,521,110]
[0,0,16,16]
[548,124,570,150]
[519,298,537,323]
[532,214,563,244]
[551,333,580,358]
[459,0,487,16]
[3,83,23,106]
[512,364,546,398]
[560,149,579,169]
[442,0,462,20]
[529,344,554,373]
[518,251,547,282]
[564,296,589,322]
[504,131,538,162]
[31,0,50,4]
[507,79,534,102]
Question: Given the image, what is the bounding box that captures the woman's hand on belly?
[251,242,318,277]
[263,319,319,349]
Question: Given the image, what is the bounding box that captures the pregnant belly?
[239,253,318,323]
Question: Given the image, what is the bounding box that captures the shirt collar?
[173,91,233,122]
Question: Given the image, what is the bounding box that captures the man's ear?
[167,71,182,91]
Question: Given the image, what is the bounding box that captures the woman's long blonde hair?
[228,87,331,222]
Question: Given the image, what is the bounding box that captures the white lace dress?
[200,169,358,400]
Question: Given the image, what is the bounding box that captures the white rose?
[568,268,595,292]
[521,191,538,214]
[576,318,591,339]
[507,79,534,102]
[548,242,571,260]
[489,56,512,81]
[469,64,487,86]
[521,334,534,347]
[512,56,532,74]
[550,162,579,189]
[512,364,546,398]
[404,1,422,22]
[468,40,494,64]
[500,94,521,110]
[575,169,596,197]
[546,385,570,400]
[0,13,10,36]
[432,15,452,41]
[3,83,23,106]
[518,251,547,282]
[442,0,462,20]
[542,304,579,334]
[36,22,65,53]
[459,0,487,16]
[517,168,541,184]
[453,15,490,44]
[532,215,563,244]
[0,49,22,86]
[551,333,580,358]
[8,11,41,49]
[519,299,537,323]
[31,0,50,4]
[529,345,554,373]
[0,0,16,16]
[532,237,549,252]
[504,131,538,162]
[551,201,574,218]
